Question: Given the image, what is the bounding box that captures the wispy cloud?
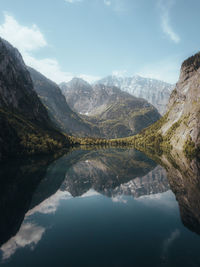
[65,0,83,3]
[0,13,98,84]
[104,0,127,12]
[104,0,111,6]
[158,0,180,44]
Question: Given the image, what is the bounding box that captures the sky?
[0,0,199,84]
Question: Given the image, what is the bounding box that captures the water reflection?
[0,147,200,266]
[1,223,45,261]
[157,151,200,235]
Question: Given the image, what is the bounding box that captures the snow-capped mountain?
[96,75,174,114]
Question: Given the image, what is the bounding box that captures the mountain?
[28,67,99,137]
[60,78,161,138]
[0,38,69,161]
[96,75,173,114]
[60,78,94,115]
[127,52,200,158]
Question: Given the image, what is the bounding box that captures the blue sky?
[0,0,199,84]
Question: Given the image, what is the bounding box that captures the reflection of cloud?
[161,229,180,260]
[136,190,177,209]
[81,189,100,198]
[1,223,45,261]
[0,190,72,262]
[27,190,72,216]
[112,195,127,204]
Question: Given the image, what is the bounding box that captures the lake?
[0,148,200,267]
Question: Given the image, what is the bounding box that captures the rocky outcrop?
[129,52,200,158]
[159,52,200,155]
[96,75,173,114]
[60,78,161,138]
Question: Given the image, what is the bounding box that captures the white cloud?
[0,13,98,84]
[0,223,45,261]
[158,0,180,43]
[0,13,47,53]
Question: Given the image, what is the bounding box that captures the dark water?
[0,148,200,267]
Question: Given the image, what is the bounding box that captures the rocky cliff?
[0,38,69,161]
[160,53,200,155]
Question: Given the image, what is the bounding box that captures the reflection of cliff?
[61,148,169,198]
[0,156,59,246]
[155,151,200,235]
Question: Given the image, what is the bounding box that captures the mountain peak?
[68,77,91,87]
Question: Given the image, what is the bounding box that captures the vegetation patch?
[183,137,198,159]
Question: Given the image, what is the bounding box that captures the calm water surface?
[0,148,200,267]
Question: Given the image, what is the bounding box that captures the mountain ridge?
[60,78,161,138]
[95,75,173,114]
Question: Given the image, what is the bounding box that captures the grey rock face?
[0,38,50,125]
[96,75,173,114]
[0,38,68,161]
[60,78,161,138]
[160,52,200,151]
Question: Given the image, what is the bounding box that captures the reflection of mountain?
[28,148,169,206]
[107,165,168,198]
[61,148,168,198]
